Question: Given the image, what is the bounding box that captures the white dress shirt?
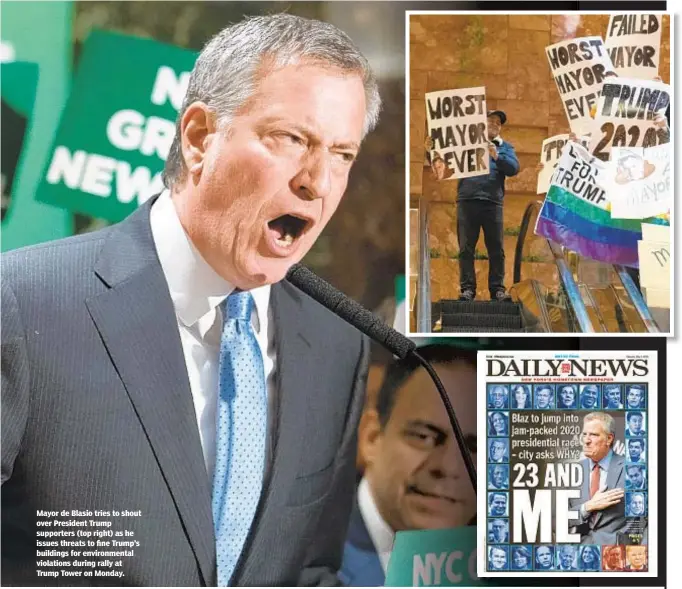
[150,190,276,482]
[357,477,395,574]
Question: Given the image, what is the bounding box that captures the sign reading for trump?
[36,31,197,222]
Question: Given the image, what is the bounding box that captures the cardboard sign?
[589,78,670,160]
[386,527,487,586]
[638,240,670,290]
[36,30,197,222]
[548,142,611,211]
[643,287,670,309]
[605,14,663,80]
[641,222,669,242]
[546,37,615,136]
[425,87,488,180]
[536,135,590,194]
[0,0,73,252]
[609,144,670,219]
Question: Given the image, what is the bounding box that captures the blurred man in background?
[457,110,519,302]
[339,345,477,586]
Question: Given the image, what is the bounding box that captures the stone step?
[434,299,521,316]
[440,312,523,330]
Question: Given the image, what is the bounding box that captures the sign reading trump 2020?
[425,86,488,180]
[589,78,670,161]
[36,31,197,222]
[478,351,657,578]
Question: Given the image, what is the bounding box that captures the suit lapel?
[86,201,216,585]
[340,496,385,586]
[605,452,623,490]
[235,281,316,584]
[593,452,623,529]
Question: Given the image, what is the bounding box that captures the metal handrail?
[513,200,595,332]
[614,265,661,333]
[546,241,595,333]
[513,200,544,284]
[416,199,431,332]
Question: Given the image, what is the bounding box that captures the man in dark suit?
[2,14,380,586]
[569,413,626,545]
[339,346,477,586]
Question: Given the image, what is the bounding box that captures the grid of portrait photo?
[485,382,648,572]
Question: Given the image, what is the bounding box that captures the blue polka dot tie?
[212,291,267,586]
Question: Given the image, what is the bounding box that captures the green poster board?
[1,0,73,251]
[386,527,489,587]
[36,30,197,222]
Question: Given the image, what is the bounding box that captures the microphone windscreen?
[286,264,416,359]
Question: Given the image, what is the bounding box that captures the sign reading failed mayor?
[605,14,663,80]
[425,86,488,180]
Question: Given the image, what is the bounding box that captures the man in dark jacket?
[457,110,519,301]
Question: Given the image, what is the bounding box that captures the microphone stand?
[285,264,477,495]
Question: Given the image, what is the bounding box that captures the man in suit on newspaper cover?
[569,413,627,545]
[2,13,381,586]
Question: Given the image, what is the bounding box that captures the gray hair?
[163,13,381,187]
[583,412,615,436]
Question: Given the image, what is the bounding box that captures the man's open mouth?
[267,214,310,248]
[407,485,458,504]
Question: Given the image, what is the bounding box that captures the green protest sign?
[385,527,490,587]
[1,0,73,251]
[36,30,197,222]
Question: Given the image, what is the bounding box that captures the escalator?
[419,200,663,333]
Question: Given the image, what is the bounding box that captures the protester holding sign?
[425,86,489,180]
[457,110,519,301]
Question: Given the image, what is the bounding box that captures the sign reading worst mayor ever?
[478,351,657,577]
[425,87,488,180]
[36,31,197,222]
[605,14,663,80]
[589,78,670,161]
[546,37,615,137]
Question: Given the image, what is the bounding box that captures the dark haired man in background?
[339,345,477,586]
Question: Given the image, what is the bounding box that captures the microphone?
[285,263,477,491]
